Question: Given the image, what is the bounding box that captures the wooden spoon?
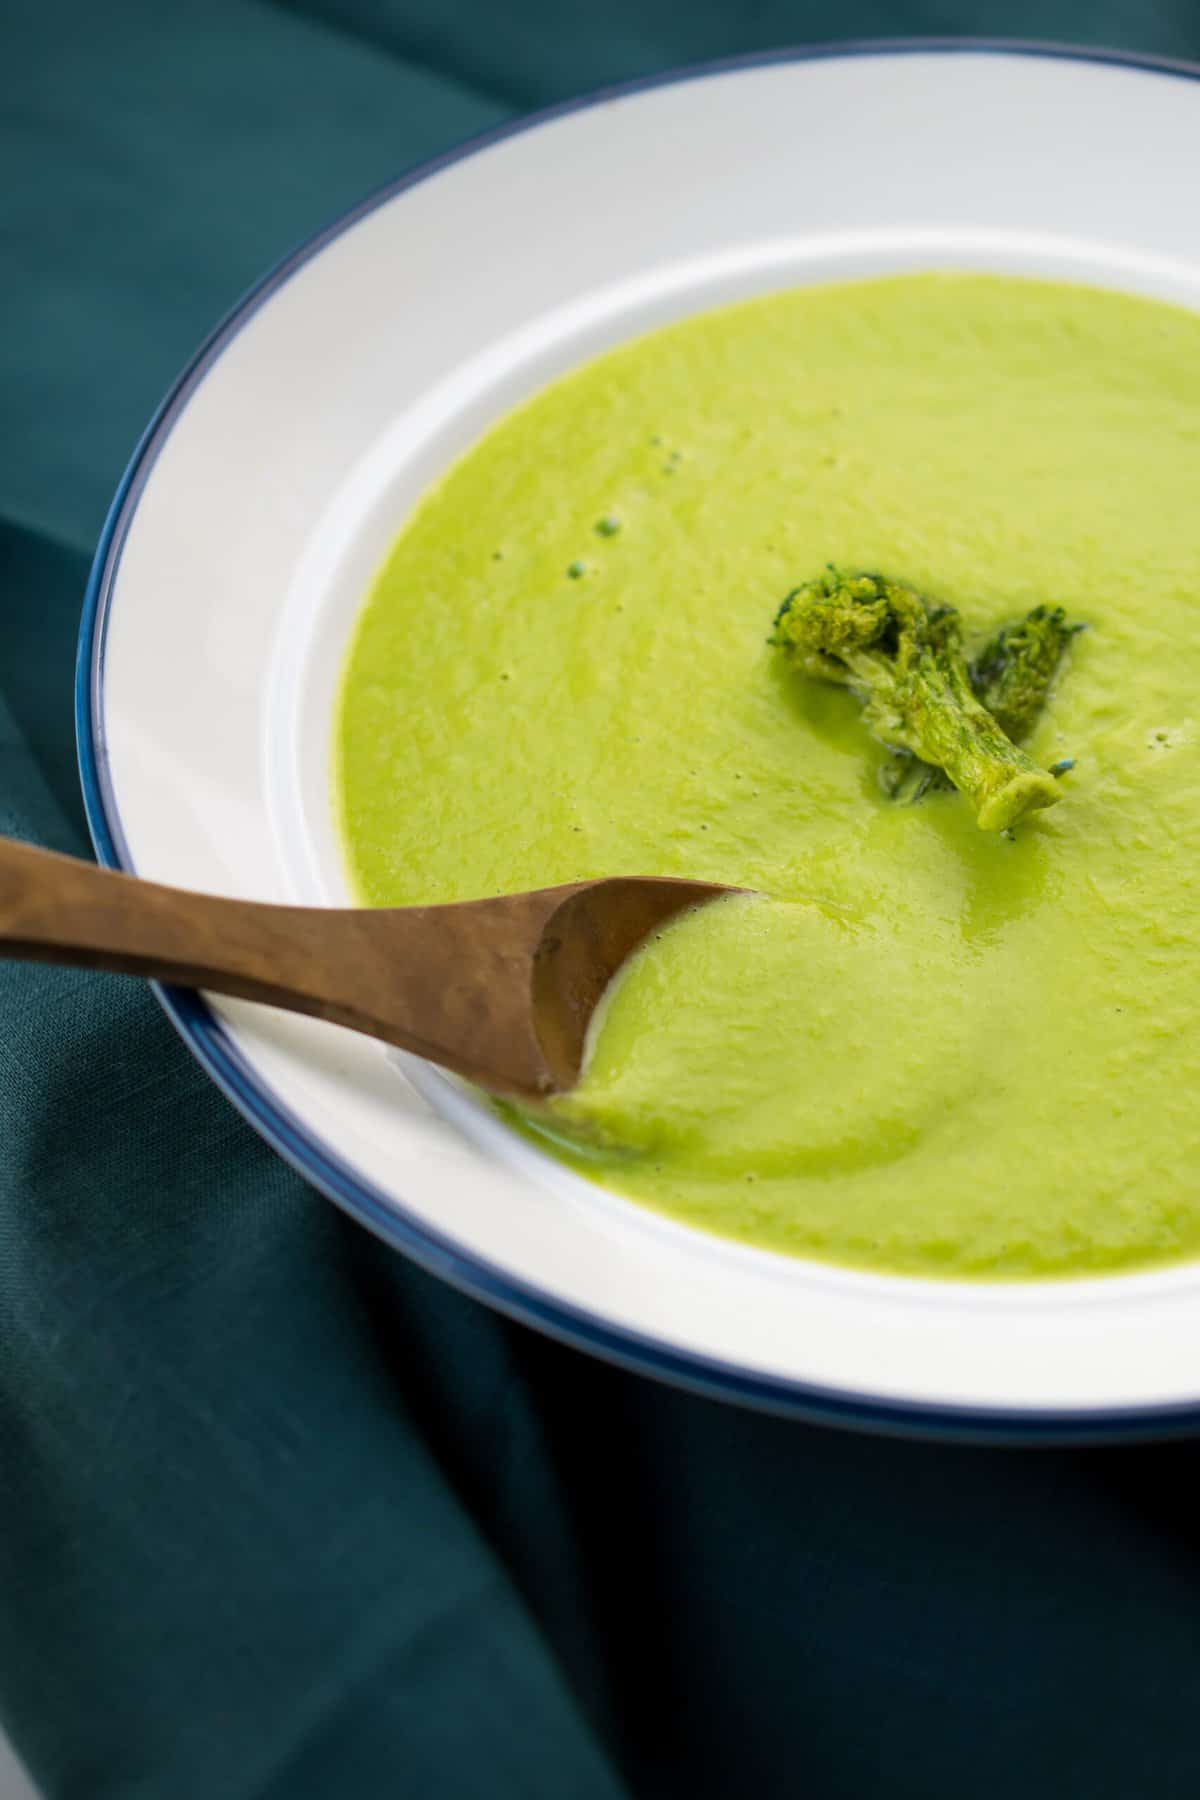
[0,837,733,1099]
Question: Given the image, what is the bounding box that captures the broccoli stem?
[770,570,1064,831]
[881,602,1082,803]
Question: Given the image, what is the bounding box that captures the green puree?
[337,274,1200,1280]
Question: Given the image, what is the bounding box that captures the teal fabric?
[5,6,1200,1795]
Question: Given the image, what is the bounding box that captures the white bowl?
[80,42,1200,1438]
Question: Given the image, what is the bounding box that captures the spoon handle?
[0,837,561,1091]
[0,835,383,1011]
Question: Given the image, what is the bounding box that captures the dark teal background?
[6,7,1200,1796]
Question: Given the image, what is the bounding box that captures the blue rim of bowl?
[77,37,1200,1443]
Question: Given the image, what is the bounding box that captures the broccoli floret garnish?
[971,604,1083,742]
[770,570,1064,831]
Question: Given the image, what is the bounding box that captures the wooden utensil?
[0,837,733,1099]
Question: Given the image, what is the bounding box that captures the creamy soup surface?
[338,275,1200,1279]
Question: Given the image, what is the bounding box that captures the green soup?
[337,274,1200,1280]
